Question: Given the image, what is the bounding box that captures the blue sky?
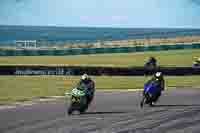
[0,0,200,28]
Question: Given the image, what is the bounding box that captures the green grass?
[0,75,200,104]
[0,49,199,67]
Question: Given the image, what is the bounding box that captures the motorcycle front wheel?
[140,96,146,108]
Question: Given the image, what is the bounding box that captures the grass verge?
[0,49,199,67]
[0,75,200,104]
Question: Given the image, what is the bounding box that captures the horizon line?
[1,24,200,30]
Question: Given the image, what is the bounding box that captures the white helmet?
[81,73,89,80]
[155,72,163,79]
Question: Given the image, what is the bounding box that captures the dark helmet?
[149,56,156,62]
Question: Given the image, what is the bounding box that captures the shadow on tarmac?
[82,111,127,115]
[153,104,200,107]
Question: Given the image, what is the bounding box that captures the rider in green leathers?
[77,74,95,105]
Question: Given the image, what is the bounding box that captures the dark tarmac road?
[1,89,200,133]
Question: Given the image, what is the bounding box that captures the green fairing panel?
[71,88,86,97]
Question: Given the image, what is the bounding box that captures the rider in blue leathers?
[145,72,165,104]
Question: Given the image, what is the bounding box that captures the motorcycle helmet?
[154,72,163,80]
[81,73,89,81]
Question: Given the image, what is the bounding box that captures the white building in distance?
[15,40,37,49]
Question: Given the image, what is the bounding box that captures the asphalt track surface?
[0,89,200,133]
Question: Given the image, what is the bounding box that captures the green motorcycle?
[67,84,89,115]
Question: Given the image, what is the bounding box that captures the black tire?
[140,97,146,108]
[79,97,88,114]
[149,102,154,107]
[79,105,86,114]
[67,102,77,115]
[148,94,156,107]
[67,106,73,115]
[79,108,86,114]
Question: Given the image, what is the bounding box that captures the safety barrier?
[0,43,200,56]
[0,65,199,75]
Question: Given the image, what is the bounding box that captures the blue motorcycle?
[140,81,161,108]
